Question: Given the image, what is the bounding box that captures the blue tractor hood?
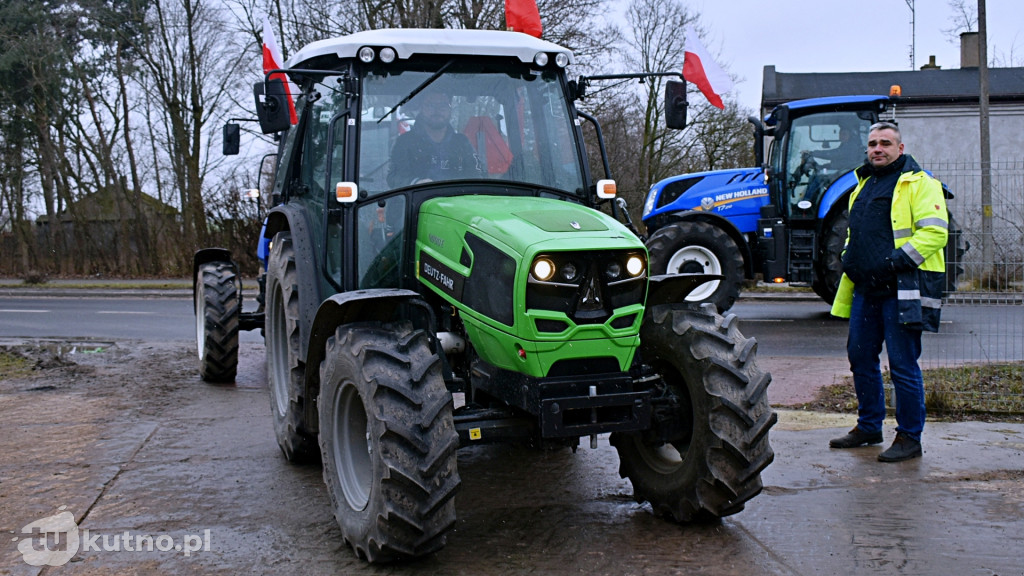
[642,167,769,235]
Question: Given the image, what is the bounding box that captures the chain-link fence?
[916,160,1024,414]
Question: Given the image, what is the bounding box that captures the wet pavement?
[1,340,1022,575]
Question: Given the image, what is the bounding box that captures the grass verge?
[798,362,1024,422]
[0,350,34,380]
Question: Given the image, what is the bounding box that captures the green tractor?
[196,28,775,563]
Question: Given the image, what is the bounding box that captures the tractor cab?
[753,95,887,287]
[249,30,603,300]
[763,95,886,222]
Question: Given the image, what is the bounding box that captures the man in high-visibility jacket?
[828,121,948,462]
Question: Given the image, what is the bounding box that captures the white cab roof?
[286,28,574,68]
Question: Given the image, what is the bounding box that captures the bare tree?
[579,0,755,228]
[129,0,249,265]
[942,0,977,43]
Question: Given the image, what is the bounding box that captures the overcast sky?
[686,0,1023,112]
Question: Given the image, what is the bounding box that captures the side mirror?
[664,80,688,130]
[222,123,240,155]
[254,79,291,134]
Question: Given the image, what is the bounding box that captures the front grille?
[526,250,645,325]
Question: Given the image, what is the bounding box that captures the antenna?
[905,0,916,69]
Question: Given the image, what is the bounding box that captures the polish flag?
[262,16,297,125]
[506,0,542,38]
[682,26,732,110]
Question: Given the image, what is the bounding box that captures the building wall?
[886,102,1024,165]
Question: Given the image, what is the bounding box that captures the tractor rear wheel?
[610,303,776,521]
[813,206,848,305]
[814,207,966,301]
[646,221,744,313]
[318,322,460,563]
[266,231,319,463]
[195,261,239,383]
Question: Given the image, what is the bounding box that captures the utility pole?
[978,0,993,276]
[905,0,915,69]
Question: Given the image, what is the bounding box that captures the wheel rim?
[633,365,694,475]
[267,284,289,417]
[666,246,721,301]
[332,383,371,511]
[194,284,205,359]
[640,442,684,471]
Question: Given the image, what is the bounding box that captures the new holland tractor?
[194,29,775,562]
[642,95,964,312]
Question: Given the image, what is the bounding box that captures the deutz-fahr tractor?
[642,95,964,312]
[194,29,775,563]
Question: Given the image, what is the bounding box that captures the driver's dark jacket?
[387,125,479,188]
[831,155,948,332]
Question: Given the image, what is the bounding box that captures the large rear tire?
[195,261,239,383]
[319,322,460,563]
[813,207,848,305]
[646,221,744,313]
[610,303,776,521]
[266,231,319,463]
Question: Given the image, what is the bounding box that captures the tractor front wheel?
[646,221,744,313]
[319,322,460,562]
[195,261,240,383]
[611,303,776,521]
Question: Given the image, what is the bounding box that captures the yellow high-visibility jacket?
[831,155,948,332]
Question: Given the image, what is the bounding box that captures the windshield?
[357,60,586,197]
[780,111,871,214]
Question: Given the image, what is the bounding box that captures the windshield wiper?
[377,59,456,124]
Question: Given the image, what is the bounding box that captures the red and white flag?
[682,26,732,110]
[262,16,297,125]
[506,0,542,38]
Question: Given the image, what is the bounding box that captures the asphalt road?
[0,295,844,351]
[2,294,1019,364]
[0,297,262,344]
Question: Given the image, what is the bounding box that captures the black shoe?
[877,433,922,462]
[829,426,884,449]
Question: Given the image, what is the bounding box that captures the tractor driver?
[810,126,865,170]
[387,91,481,188]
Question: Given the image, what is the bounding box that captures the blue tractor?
[641,95,963,312]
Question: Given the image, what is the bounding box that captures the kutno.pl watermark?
[13,506,211,567]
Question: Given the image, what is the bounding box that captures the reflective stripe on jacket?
[831,155,948,332]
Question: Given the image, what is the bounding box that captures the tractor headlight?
[532,257,555,282]
[561,261,578,282]
[358,46,375,63]
[626,255,645,277]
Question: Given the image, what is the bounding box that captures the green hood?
[419,195,642,255]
